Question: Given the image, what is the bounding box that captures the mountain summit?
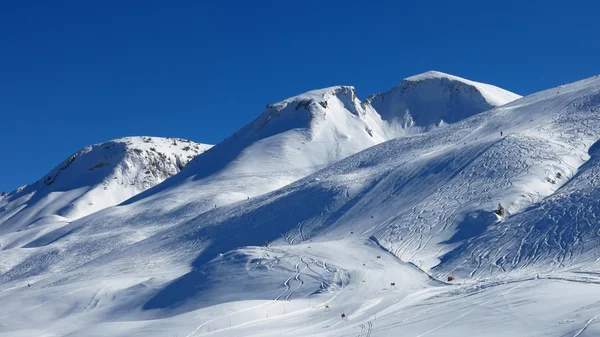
[367,70,521,128]
[0,136,211,234]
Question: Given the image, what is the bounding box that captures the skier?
[495,203,505,217]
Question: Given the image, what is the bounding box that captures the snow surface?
[4,72,600,336]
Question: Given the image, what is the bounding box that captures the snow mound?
[0,136,211,234]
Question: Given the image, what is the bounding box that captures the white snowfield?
[4,71,600,336]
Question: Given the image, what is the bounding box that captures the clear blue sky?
[1,0,598,192]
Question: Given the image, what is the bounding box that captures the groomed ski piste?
[2,72,600,336]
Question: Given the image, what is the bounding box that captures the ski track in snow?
[414,281,529,337]
[573,314,599,337]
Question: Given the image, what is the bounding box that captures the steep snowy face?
[367,70,521,131]
[0,137,211,233]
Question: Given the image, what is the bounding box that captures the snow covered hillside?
[174,73,598,276]
[440,87,600,277]
[9,72,600,337]
[0,136,211,235]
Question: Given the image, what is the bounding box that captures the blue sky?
[1,0,598,192]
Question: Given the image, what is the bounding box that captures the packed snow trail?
[573,314,599,337]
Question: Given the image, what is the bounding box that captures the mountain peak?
[37,136,210,189]
[253,85,363,133]
[0,136,212,233]
[266,86,357,112]
[403,70,464,82]
[400,70,521,107]
[368,71,521,127]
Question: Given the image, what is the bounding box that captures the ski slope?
[439,85,600,277]
[3,240,600,337]
[4,72,600,336]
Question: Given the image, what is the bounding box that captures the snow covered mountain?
[126,72,520,219]
[123,74,599,280]
[11,71,600,337]
[0,136,211,235]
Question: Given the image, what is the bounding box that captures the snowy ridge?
[187,85,380,176]
[0,136,211,235]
